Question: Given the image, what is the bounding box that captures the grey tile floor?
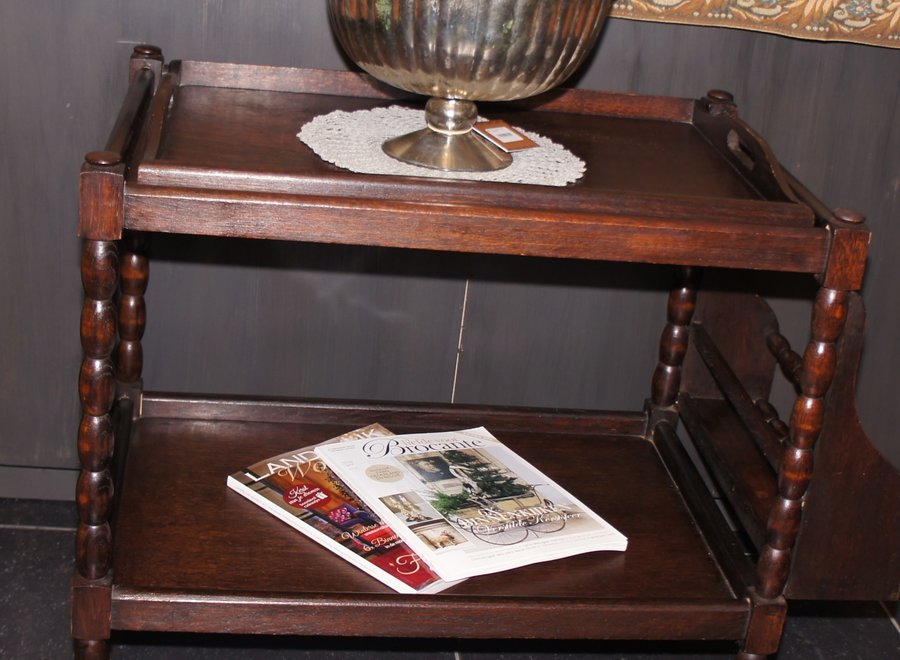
[1,498,897,659]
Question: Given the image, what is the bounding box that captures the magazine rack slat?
[73,46,899,659]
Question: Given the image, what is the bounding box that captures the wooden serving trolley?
[73,46,899,658]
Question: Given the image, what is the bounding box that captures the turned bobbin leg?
[117,232,148,385]
[73,239,118,658]
[650,267,698,418]
[755,287,848,597]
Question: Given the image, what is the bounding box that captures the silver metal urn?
[327,0,611,172]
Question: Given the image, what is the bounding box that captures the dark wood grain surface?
[146,83,760,202]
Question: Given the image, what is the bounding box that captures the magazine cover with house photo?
[316,427,627,581]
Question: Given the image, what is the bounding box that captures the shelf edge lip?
[121,183,821,227]
[109,587,750,639]
[131,165,815,229]
[173,60,697,122]
[122,185,829,273]
[111,586,747,608]
[136,391,649,437]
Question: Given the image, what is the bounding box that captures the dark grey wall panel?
[454,260,669,410]
[0,1,120,468]
[117,0,342,68]
[141,240,465,402]
[1,1,897,494]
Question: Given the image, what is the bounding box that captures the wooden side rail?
[86,45,162,170]
[653,421,757,591]
[103,67,155,160]
[678,394,775,550]
[691,323,784,471]
[678,289,783,554]
[138,60,180,166]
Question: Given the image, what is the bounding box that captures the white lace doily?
[297,105,585,186]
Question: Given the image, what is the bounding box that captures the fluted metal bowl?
[328,0,611,171]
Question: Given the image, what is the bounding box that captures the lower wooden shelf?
[109,393,750,640]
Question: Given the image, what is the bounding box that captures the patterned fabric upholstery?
[611,0,900,48]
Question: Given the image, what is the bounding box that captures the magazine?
[315,427,627,581]
[226,424,457,594]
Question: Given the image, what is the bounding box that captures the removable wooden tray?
[115,61,827,272]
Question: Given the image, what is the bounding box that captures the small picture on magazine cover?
[414,521,468,550]
[405,456,457,483]
[400,448,580,546]
[380,492,439,523]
